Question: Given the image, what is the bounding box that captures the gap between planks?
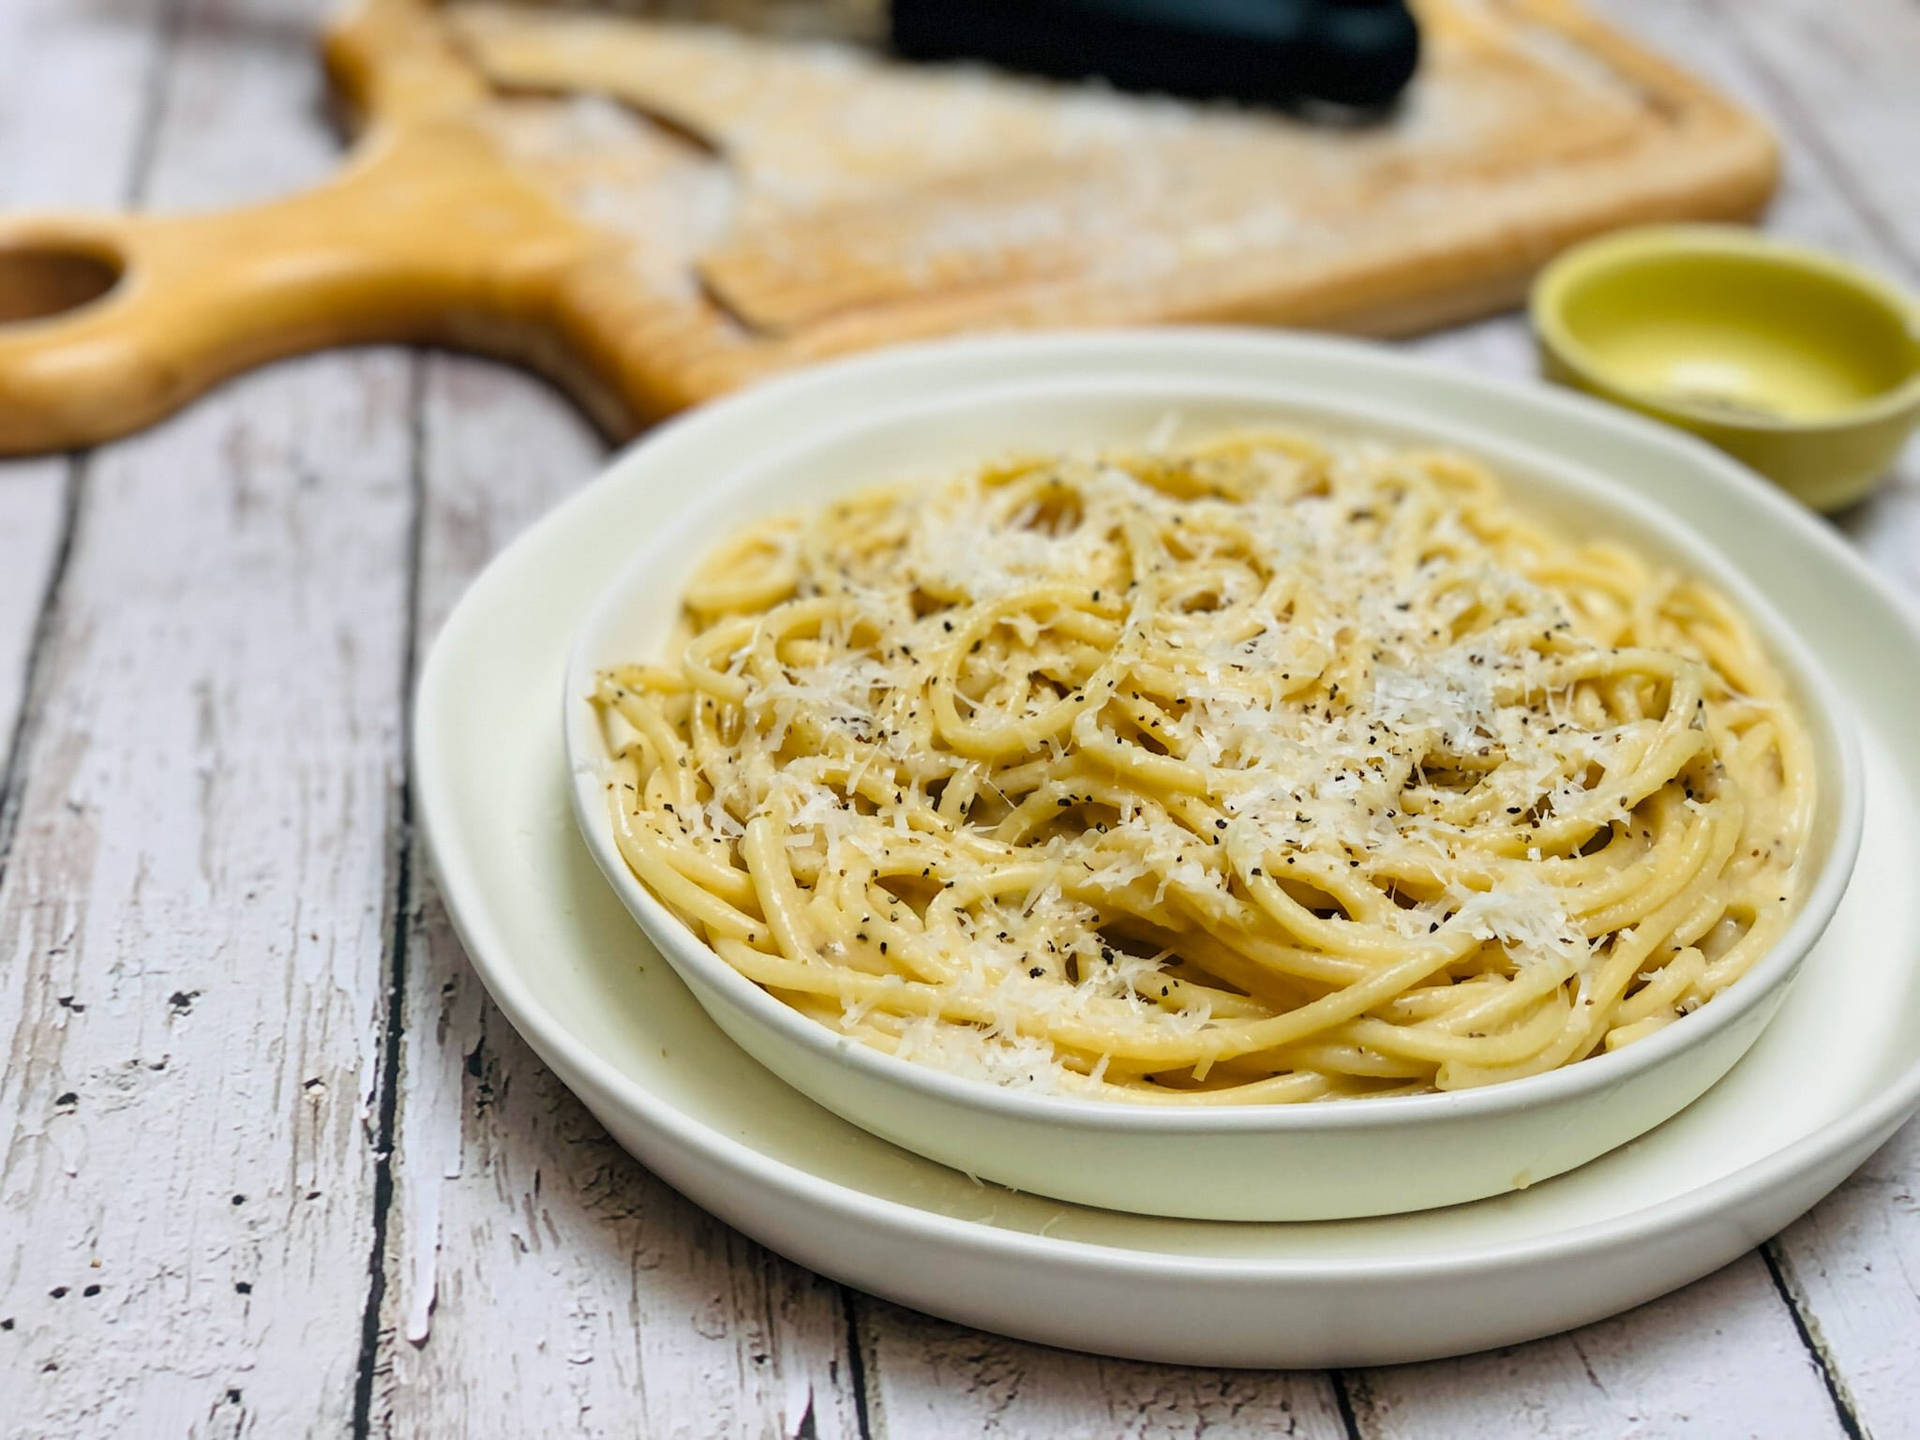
[0,468,81,898]
[350,353,429,1440]
[0,0,185,918]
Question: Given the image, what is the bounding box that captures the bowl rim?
[560,340,1867,1140]
[1531,222,1920,435]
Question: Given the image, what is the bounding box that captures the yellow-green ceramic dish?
[1532,225,1920,511]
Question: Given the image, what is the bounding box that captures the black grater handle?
[890,0,1421,112]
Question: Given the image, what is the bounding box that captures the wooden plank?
[0,0,173,1419]
[1710,0,1920,275]
[0,468,66,767]
[0,0,173,206]
[0,0,181,797]
[1346,1256,1847,1439]
[855,1298,1351,1440]
[0,0,416,1432]
[1835,476,1920,602]
[370,352,864,1440]
[1766,1132,1920,1440]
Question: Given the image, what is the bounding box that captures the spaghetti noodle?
[590,431,1813,1103]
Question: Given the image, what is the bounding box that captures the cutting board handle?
[0,126,583,455]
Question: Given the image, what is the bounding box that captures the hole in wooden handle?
[0,245,123,324]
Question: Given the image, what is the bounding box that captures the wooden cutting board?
[0,0,1775,455]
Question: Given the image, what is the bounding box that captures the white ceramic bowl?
[562,334,1863,1222]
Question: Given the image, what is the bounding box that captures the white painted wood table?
[3,1,1917,1435]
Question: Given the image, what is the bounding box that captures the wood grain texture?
[855,1299,1350,1440]
[1345,1251,1847,1440]
[0,0,414,1433]
[0,0,177,780]
[368,354,863,1440]
[0,467,66,767]
[0,0,172,1426]
[1768,1133,1920,1440]
[0,370,412,1426]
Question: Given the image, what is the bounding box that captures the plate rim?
[416,326,1920,1286]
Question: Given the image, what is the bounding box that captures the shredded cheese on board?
[591,431,1813,1103]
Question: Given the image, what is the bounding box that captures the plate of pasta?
[562,359,1860,1221]
[416,331,1920,1363]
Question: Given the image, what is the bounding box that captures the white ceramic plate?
[416,332,1920,1367]
[559,367,1862,1222]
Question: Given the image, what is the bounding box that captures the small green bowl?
[1532,225,1920,511]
